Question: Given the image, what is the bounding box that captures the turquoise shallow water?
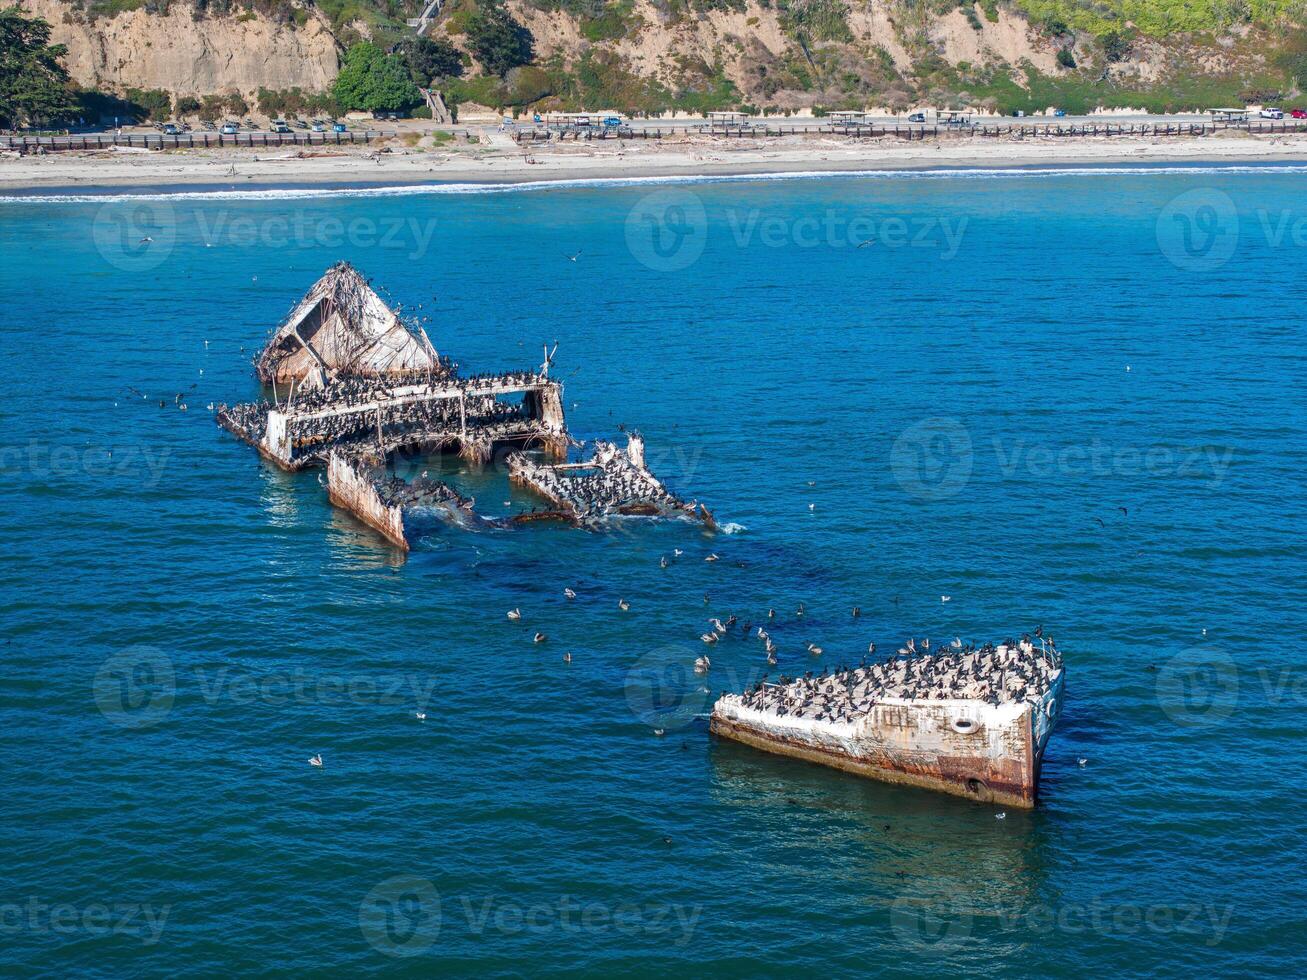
[1,166,1305,976]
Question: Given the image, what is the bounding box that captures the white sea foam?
[6,163,1307,204]
[717,522,748,534]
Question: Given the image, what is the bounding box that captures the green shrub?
[1056,47,1076,69]
[124,87,172,120]
[1099,30,1132,63]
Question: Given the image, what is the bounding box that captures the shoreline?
[4,134,1307,196]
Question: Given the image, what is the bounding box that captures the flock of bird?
[730,637,1063,724]
[373,472,471,511]
[509,439,684,521]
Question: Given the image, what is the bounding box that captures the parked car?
[271,119,291,133]
[603,116,623,128]
[1260,107,1284,119]
[311,121,326,133]
[160,122,181,136]
[332,122,348,133]
[220,122,239,135]
[907,112,926,123]
[1291,108,1307,119]
[1053,108,1067,117]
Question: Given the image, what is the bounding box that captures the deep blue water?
[1,166,1305,977]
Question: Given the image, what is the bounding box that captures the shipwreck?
[217,263,707,548]
[711,639,1065,808]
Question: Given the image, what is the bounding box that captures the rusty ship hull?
[711,672,1064,808]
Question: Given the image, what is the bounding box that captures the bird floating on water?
[534,632,547,643]
[563,652,572,663]
[694,655,711,674]
[674,549,683,557]
[941,595,952,603]
[653,729,665,736]
[1078,758,1088,767]
[806,643,823,656]
[564,588,577,600]
[660,556,668,569]
[995,811,1006,820]
[416,712,426,721]
[618,599,630,611]
[507,608,522,621]
[704,553,719,562]
[700,633,717,644]
[308,754,323,768]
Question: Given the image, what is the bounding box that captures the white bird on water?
[507,608,522,621]
[618,598,630,611]
[653,729,665,736]
[995,811,1006,820]
[308,754,323,768]
[701,633,718,645]
[1078,758,1088,767]
[704,553,719,562]
[941,595,951,603]
[534,632,547,643]
[416,712,426,721]
[694,655,711,674]
[674,549,684,557]
[564,588,577,600]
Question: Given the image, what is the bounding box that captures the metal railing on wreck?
[0,130,398,152]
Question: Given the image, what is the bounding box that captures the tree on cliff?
[332,42,422,114]
[465,2,534,77]
[396,36,465,86]
[0,6,78,130]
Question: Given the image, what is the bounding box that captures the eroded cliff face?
[31,0,339,99]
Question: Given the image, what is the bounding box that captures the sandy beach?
[4,130,1307,193]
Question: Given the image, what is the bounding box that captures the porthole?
[951,717,981,734]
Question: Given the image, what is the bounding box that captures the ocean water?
[1,166,1305,977]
